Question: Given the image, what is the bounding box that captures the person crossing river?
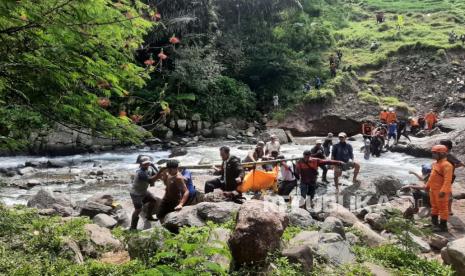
[332,132,361,192]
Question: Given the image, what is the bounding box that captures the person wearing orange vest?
[386,107,397,124]
[425,109,438,130]
[426,145,454,232]
[408,116,420,134]
[379,108,388,123]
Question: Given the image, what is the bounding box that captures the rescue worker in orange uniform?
[426,145,454,232]
[425,109,438,130]
[379,108,388,123]
[386,107,397,124]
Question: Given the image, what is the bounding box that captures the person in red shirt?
[296,150,344,208]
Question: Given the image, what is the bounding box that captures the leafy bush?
[303,89,336,103]
[358,90,380,104]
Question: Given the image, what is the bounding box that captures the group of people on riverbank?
[128,133,363,230]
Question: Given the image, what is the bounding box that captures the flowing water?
[0,136,431,206]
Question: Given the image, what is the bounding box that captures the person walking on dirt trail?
[426,145,454,232]
[331,132,361,192]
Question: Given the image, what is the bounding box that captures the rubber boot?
[431,215,439,226]
[130,214,139,230]
[436,220,448,232]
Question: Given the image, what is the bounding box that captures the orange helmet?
[431,145,448,153]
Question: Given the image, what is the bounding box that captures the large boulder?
[177,119,188,132]
[288,231,355,266]
[320,217,345,239]
[212,126,229,138]
[60,238,84,264]
[79,201,113,218]
[364,213,387,231]
[93,214,118,229]
[162,205,205,232]
[86,193,114,207]
[445,237,465,275]
[84,224,121,249]
[169,147,188,158]
[27,189,73,209]
[228,200,289,266]
[406,232,431,253]
[282,245,313,272]
[128,228,166,260]
[196,202,241,224]
[352,222,387,247]
[287,208,316,228]
[428,234,449,250]
[372,176,402,198]
[325,203,359,226]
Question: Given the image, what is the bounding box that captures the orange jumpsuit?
[386,112,397,124]
[425,112,438,130]
[426,158,453,221]
[379,111,388,122]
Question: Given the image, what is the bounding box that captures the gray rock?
[165,129,173,140]
[345,232,359,245]
[169,148,188,158]
[260,128,289,144]
[320,217,345,239]
[128,228,166,260]
[198,157,211,165]
[364,213,387,231]
[445,237,465,275]
[226,135,236,140]
[162,205,205,232]
[79,201,113,218]
[84,224,121,249]
[352,222,387,247]
[372,176,402,198]
[229,200,289,265]
[38,208,58,216]
[113,209,131,228]
[18,167,35,175]
[47,160,72,168]
[52,204,74,217]
[428,234,449,250]
[196,202,241,224]
[25,160,46,168]
[86,193,114,207]
[27,189,73,209]
[289,231,355,266]
[441,246,451,265]
[192,114,201,122]
[212,127,228,138]
[144,138,163,145]
[93,214,118,229]
[288,208,316,228]
[200,129,212,138]
[60,238,84,264]
[282,245,313,272]
[407,232,431,253]
[326,203,359,226]
[177,119,188,132]
[202,121,212,129]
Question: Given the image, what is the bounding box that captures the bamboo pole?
[174,157,302,170]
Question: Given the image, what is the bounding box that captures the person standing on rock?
[426,145,454,232]
[425,109,438,130]
[156,160,190,221]
[204,146,244,199]
[277,155,297,201]
[323,133,333,157]
[129,157,166,230]
[440,139,465,216]
[331,132,361,191]
[387,121,398,147]
[379,107,388,123]
[296,150,344,209]
[310,140,329,183]
[265,135,281,156]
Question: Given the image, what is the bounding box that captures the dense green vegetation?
[2,0,465,150]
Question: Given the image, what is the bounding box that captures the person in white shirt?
[277,155,297,201]
[265,135,281,155]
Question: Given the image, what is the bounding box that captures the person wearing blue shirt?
[181,168,197,204]
[387,121,398,147]
[331,132,360,191]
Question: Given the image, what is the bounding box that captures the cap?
[338,132,347,138]
[139,156,152,165]
[270,134,278,139]
[303,150,312,156]
[421,164,432,175]
[257,141,265,147]
[316,139,323,144]
[431,145,448,153]
[327,133,333,137]
[389,107,394,112]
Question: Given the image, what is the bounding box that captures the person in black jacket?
[204,146,244,199]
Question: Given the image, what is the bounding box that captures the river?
[0,136,431,206]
